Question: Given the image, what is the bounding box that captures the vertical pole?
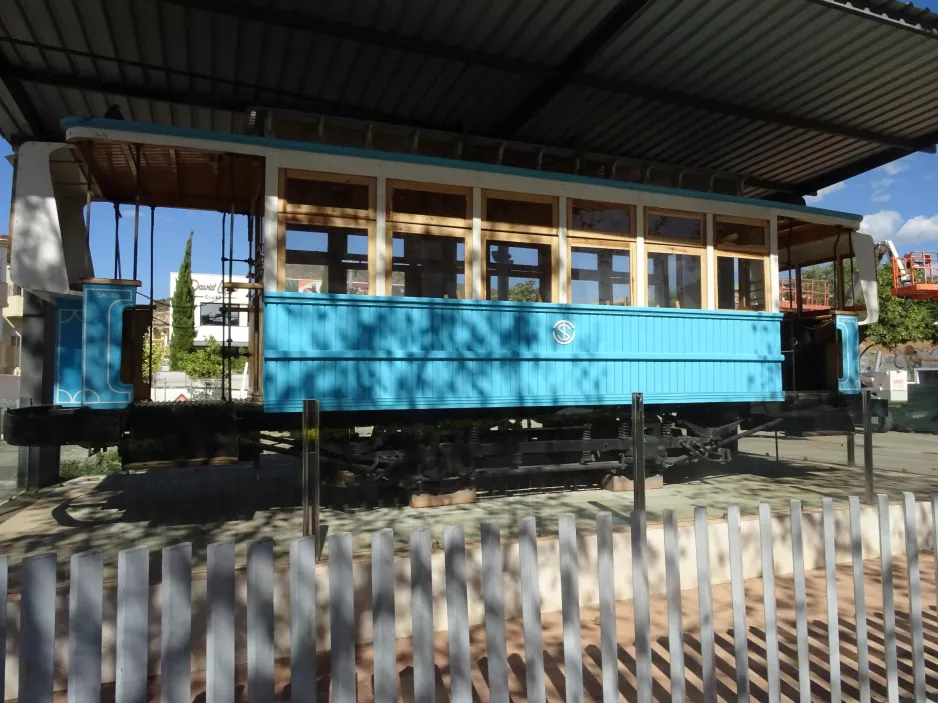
[632,392,645,511]
[302,399,320,551]
[862,389,874,501]
[148,207,155,397]
[132,145,141,281]
[846,431,855,468]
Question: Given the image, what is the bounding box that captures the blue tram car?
[4,117,880,492]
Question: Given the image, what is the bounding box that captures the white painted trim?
[705,212,715,310]
[634,204,646,307]
[375,175,387,295]
[471,187,482,300]
[558,196,568,303]
[263,159,280,292]
[769,216,779,313]
[65,125,860,229]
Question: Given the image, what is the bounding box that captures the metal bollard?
[632,392,646,512]
[302,399,321,554]
[862,389,874,502]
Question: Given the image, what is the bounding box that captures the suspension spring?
[580,423,592,464]
[661,415,674,438]
[618,419,631,473]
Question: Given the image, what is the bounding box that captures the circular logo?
[552,319,576,345]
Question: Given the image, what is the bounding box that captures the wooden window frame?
[481,231,560,303]
[713,214,770,254]
[385,222,473,300]
[567,199,635,240]
[567,236,635,305]
[645,207,705,247]
[715,249,771,312]
[482,190,559,236]
[279,169,377,220]
[645,242,709,310]
[278,213,377,294]
[386,180,472,229]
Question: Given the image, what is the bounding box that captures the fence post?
[789,500,810,703]
[726,505,748,703]
[302,399,320,552]
[116,546,149,703]
[694,507,715,703]
[877,494,898,702]
[596,512,619,703]
[445,525,472,703]
[903,492,926,701]
[632,392,645,511]
[559,515,583,703]
[162,543,193,703]
[758,504,780,703]
[19,553,55,703]
[848,497,870,703]
[373,529,397,703]
[248,539,275,703]
[480,522,509,703]
[862,389,874,501]
[290,536,317,703]
[410,527,435,703]
[519,516,546,703]
[207,541,236,703]
[68,550,103,703]
[329,533,356,703]
[822,498,841,703]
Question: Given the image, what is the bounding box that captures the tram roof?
[0,0,936,202]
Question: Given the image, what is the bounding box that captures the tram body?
[4,117,879,486]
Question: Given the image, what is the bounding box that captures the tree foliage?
[507,280,540,302]
[170,233,196,370]
[141,331,166,380]
[180,336,224,379]
[864,264,936,350]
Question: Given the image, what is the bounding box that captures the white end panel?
[852,231,879,326]
[11,142,72,294]
[263,159,280,291]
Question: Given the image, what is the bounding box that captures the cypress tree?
[170,233,196,370]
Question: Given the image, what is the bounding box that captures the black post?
[632,392,645,511]
[302,399,321,554]
[846,431,856,468]
[862,389,874,501]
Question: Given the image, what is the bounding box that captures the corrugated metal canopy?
[0,0,936,201]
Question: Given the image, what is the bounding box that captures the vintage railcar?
[4,117,880,491]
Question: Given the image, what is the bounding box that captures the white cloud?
[871,177,894,190]
[882,161,910,176]
[872,192,892,203]
[896,215,938,242]
[859,210,903,238]
[804,181,846,204]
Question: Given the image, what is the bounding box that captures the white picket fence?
[4,491,936,702]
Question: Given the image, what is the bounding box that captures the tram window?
[391,188,467,222]
[646,251,702,309]
[571,200,632,235]
[390,233,465,298]
[571,247,631,305]
[284,226,369,294]
[486,241,552,302]
[800,262,836,310]
[284,175,370,213]
[717,256,767,311]
[485,197,554,230]
[715,217,767,249]
[200,303,238,327]
[646,212,702,244]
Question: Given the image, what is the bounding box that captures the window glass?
[571,247,631,305]
[485,197,554,229]
[646,252,702,309]
[842,256,866,308]
[800,262,836,310]
[571,201,631,235]
[487,241,551,302]
[199,303,237,327]
[780,269,796,311]
[715,218,767,248]
[717,256,767,311]
[284,226,369,294]
[390,233,465,298]
[391,188,467,221]
[284,177,370,212]
[646,212,702,243]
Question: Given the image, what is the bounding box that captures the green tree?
[180,336,223,379]
[507,280,540,302]
[141,331,166,380]
[863,264,936,351]
[170,234,195,370]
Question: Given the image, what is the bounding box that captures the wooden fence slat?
[68,550,102,703]
[694,506,715,703]
[663,509,685,703]
[932,490,938,617]
[248,538,275,703]
[877,494,898,703]
[630,510,651,703]
[519,516,546,703]
[848,497,870,703]
[207,541,235,703]
[161,543,192,703]
[0,555,6,701]
[290,537,317,703]
[329,532,356,703]
[116,546,149,703]
[445,525,472,703]
[372,529,397,703]
[410,527,435,703]
[789,500,809,703]
[559,515,583,703]
[902,492,926,702]
[20,553,56,703]
[480,522,509,703]
[822,498,841,703]
[758,503,780,703]
[596,512,618,703]
[726,505,748,703]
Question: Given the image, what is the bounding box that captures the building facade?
[167,272,249,348]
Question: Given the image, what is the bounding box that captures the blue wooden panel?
[54,297,83,407]
[264,294,784,412]
[836,314,860,394]
[82,282,137,409]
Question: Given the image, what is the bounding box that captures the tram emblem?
[552,320,575,345]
